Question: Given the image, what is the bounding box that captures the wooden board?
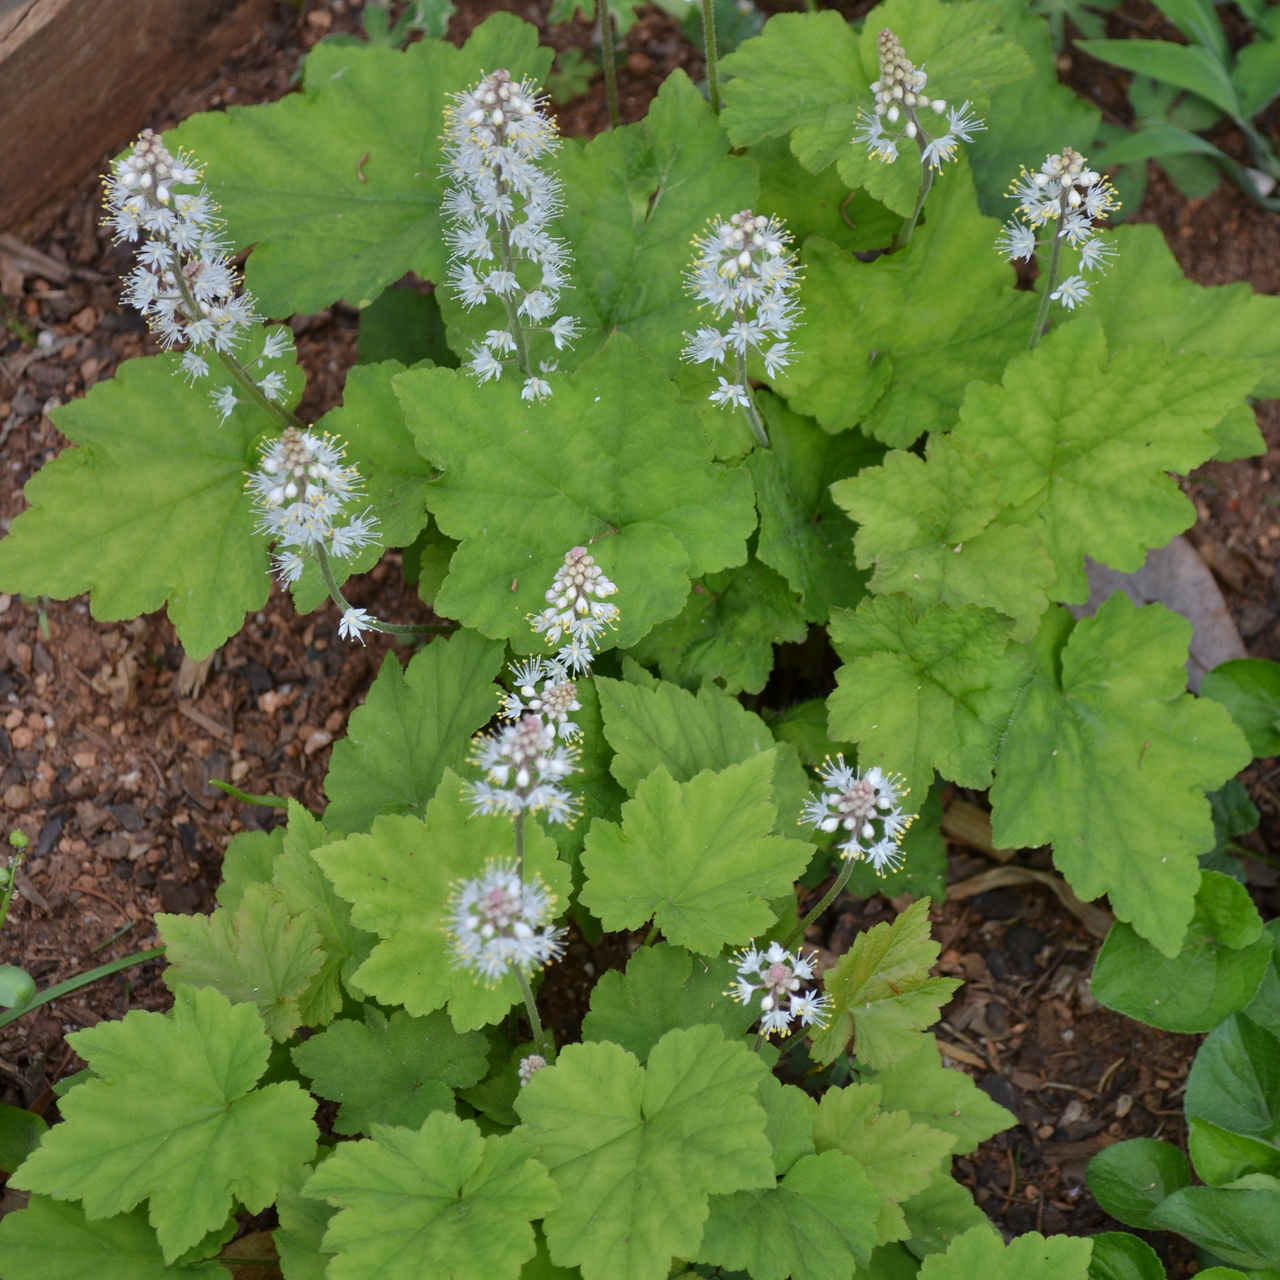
[0,0,274,232]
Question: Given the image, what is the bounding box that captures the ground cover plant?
[0,0,1278,1274]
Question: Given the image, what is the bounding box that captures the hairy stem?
[495,176,534,379]
[1028,219,1064,350]
[783,855,857,951]
[735,340,770,448]
[751,1028,766,1054]
[701,0,721,113]
[0,947,166,1030]
[171,272,303,432]
[514,808,526,880]
[314,544,450,638]
[891,141,933,254]
[600,1,621,130]
[514,965,553,1060]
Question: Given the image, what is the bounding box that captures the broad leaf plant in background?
[0,0,1279,1276]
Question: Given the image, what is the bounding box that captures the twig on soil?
[176,700,232,742]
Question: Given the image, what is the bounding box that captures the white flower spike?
[338,607,375,645]
[248,426,381,592]
[468,713,580,826]
[682,209,801,448]
[106,130,286,406]
[801,755,914,875]
[446,859,566,985]
[527,546,620,673]
[518,1053,548,1085]
[729,941,833,1038]
[855,30,984,172]
[995,146,1120,333]
[442,70,579,395]
[501,656,582,741]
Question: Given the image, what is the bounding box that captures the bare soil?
[1,3,1277,1272]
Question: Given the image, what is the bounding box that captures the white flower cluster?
[502,657,582,740]
[528,546,620,674]
[996,147,1120,310]
[855,29,983,169]
[801,756,913,876]
[446,860,566,985]
[442,69,580,401]
[248,426,380,602]
[683,210,801,410]
[730,942,833,1038]
[468,713,580,825]
[105,130,273,417]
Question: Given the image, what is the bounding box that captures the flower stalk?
[702,0,721,114]
[600,2,621,128]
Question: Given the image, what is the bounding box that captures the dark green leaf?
[1076,40,1240,116]
[1086,1231,1166,1280]
[1149,1186,1280,1271]
[1090,871,1272,1032]
[1086,1139,1191,1229]
[0,1104,47,1175]
[1201,659,1280,757]
[1186,1013,1280,1146]
[358,288,457,369]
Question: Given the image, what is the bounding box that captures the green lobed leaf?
[1211,402,1267,462]
[303,1111,560,1280]
[322,628,504,834]
[811,900,960,1068]
[845,780,949,903]
[290,359,436,612]
[755,1073,817,1176]
[514,1026,775,1280]
[833,433,1056,641]
[827,595,1029,804]
[594,669,809,829]
[0,331,300,659]
[1087,1139,1192,1229]
[442,71,755,377]
[313,771,571,1031]
[158,883,326,1042]
[1201,659,1280,758]
[953,317,1261,603]
[217,826,285,911]
[578,752,813,953]
[626,554,807,695]
[990,597,1252,957]
[270,801,376,1025]
[813,1082,957,1244]
[397,335,756,651]
[917,1224,1092,1280]
[169,15,553,316]
[966,0,1100,215]
[776,158,1038,447]
[748,391,882,625]
[1090,223,1280,400]
[1090,870,1272,1032]
[866,1241,927,1279]
[1086,1231,1167,1280]
[873,1034,1017,1154]
[274,1162,337,1280]
[11,985,317,1263]
[901,1168,993,1258]
[293,1005,489,1136]
[581,942,756,1063]
[696,1148,881,1280]
[1149,1187,1280,1272]
[0,1198,228,1280]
